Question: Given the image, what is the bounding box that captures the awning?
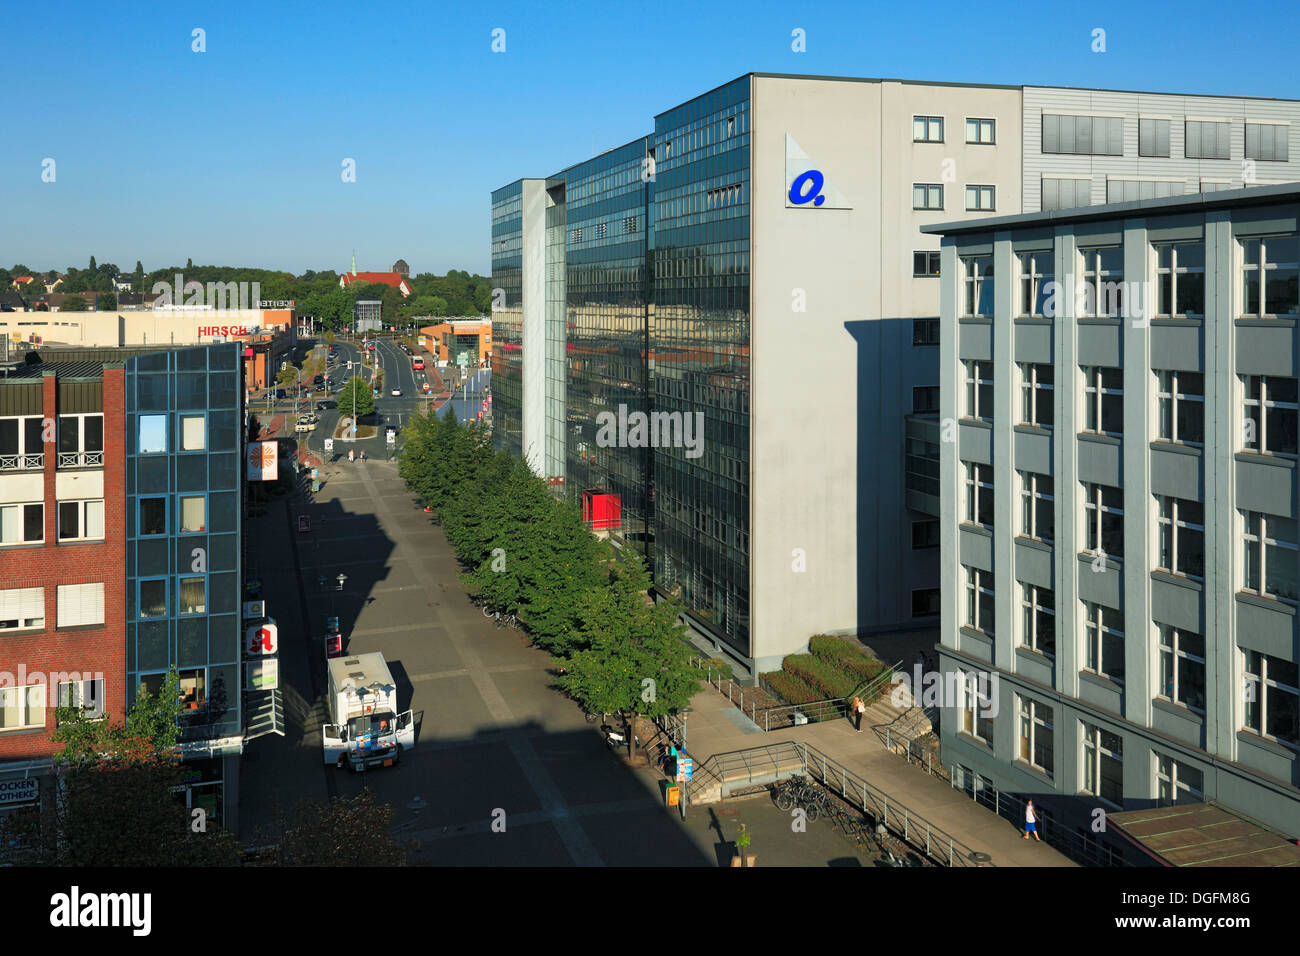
[1108,802,1300,867]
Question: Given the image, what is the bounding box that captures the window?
[913,251,941,277]
[964,566,995,636]
[180,414,205,451]
[57,500,104,541]
[179,577,207,616]
[1082,482,1124,559]
[963,461,994,528]
[913,183,943,210]
[961,256,994,317]
[1242,511,1299,604]
[0,684,45,732]
[1041,177,1092,211]
[1155,753,1203,806]
[623,216,638,234]
[57,583,105,628]
[963,360,993,420]
[912,386,939,413]
[912,317,940,346]
[0,415,46,470]
[1018,251,1055,317]
[1156,370,1204,445]
[1184,120,1230,160]
[139,579,167,619]
[57,414,104,467]
[1079,247,1124,317]
[0,587,45,631]
[1017,697,1054,775]
[56,677,105,723]
[1020,583,1056,658]
[958,671,994,743]
[1082,366,1123,436]
[1244,651,1299,747]
[594,222,607,240]
[1240,236,1299,317]
[911,519,939,549]
[139,414,167,454]
[1242,375,1298,456]
[1042,114,1122,156]
[0,503,43,545]
[965,185,995,211]
[966,118,995,144]
[913,115,944,143]
[1019,471,1054,544]
[1019,363,1053,428]
[1156,496,1205,580]
[1158,625,1206,713]
[179,495,206,534]
[1081,722,1124,805]
[911,588,940,618]
[1082,602,1125,684]
[1106,179,1185,204]
[1245,123,1289,162]
[140,497,167,536]
[1139,118,1171,157]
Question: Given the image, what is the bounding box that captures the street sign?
[387,431,395,444]
[324,438,334,454]
[245,620,278,656]
[242,600,265,620]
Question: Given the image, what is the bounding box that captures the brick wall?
[0,369,127,759]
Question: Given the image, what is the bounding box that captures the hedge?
[808,635,890,685]
[782,654,858,700]
[761,669,821,706]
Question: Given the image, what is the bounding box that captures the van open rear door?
[397,710,415,751]
[323,723,348,765]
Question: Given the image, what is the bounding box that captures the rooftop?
[1108,802,1300,867]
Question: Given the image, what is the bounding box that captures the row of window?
[0,414,105,469]
[912,184,997,212]
[1042,115,1290,163]
[912,115,997,145]
[0,499,105,545]
[0,678,105,732]
[0,583,105,631]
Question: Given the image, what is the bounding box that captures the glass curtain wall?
[491,182,525,456]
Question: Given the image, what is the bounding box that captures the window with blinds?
[1185,120,1230,160]
[1106,179,1186,203]
[1042,178,1092,211]
[1042,114,1123,156]
[57,583,105,627]
[1139,118,1171,157]
[180,414,206,451]
[0,587,45,630]
[180,495,206,533]
[1246,123,1290,162]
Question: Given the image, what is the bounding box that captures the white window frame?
[57,499,105,542]
[963,460,993,528]
[1081,721,1124,807]
[1243,650,1299,748]
[958,670,994,744]
[0,587,46,632]
[56,677,106,723]
[1153,242,1206,318]
[0,415,46,471]
[963,359,993,421]
[1078,247,1124,318]
[1157,624,1206,714]
[1242,510,1299,604]
[1019,470,1054,545]
[1082,481,1123,560]
[1019,582,1056,658]
[1082,365,1123,437]
[961,255,994,317]
[57,412,105,468]
[1155,495,1205,581]
[1018,250,1055,317]
[1156,369,1205,446]
[964,566,995,636]
[1241,374,1298,457]
[1239,235,1300,318]
[1017,696,1054,776]
[57,582,105,628]
[0,684,46,732]
[1082,602,1125,685]
[1019,362,1053,428]
[1155,753,1203,806]
[0,502,44,546]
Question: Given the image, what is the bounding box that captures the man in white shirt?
[1024,799,1041,841]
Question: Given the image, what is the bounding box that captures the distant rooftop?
[1108,802,1300,867]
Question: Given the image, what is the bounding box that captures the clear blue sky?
[2,0,1296,277]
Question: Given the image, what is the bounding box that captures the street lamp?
[336,573,347,592]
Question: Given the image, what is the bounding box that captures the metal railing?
[656,711,686,748]
[57,451,103,468]
[0,453,43,471]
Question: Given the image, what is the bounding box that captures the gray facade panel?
[958,321,993,361]
[1014,321,1052,363]
[1076,435,1122,486]
[1077,553,1122,608]
[1150,699,1205,748]
[1234,598,1297,659]
[1077,670,1124,715]
[1150,324,1203,371]
[1150,445,1203,499]
[1013,647,1054,686]
[1151,575,1204,632]
[958,628,994,662]
[1235,456,1296,517]
[1014,428,1052,474]
[1014,539,1054,589]
[1077,323,1122,367]
[1235,324,1296,377]
[959,526,993,571]
[959,421,993,465]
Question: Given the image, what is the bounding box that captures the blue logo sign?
[789,169,826,206]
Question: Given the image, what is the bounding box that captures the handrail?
[852,659,904,704]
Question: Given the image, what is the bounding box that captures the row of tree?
[397,411,697,718]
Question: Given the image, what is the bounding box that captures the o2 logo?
[789,169,826,206]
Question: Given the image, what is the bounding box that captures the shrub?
[808,634,885,683]
[782,654,857,700]
[761,670,821,706]
[704,657,733,681]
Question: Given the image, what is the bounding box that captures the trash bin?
[666,784,680,807]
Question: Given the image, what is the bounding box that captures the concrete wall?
[520,179,548,475]
[0,309,293,349]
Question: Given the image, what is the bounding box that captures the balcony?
[57,451,104,469]
[0,453,43,471]
[905,414,941,517]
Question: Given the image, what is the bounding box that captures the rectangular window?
[963,461,994,528]
[961,256,994,317]
[1184,120,1230,160]
[1139,118,1171,158]
[958,671,994,743]
[1156,496,1205,580]
[1079,247,1124,317]
[1242,375,1298,456]
[1083,602,1125,684]
[963,360,993,420]
[1244,651,1299,747]
[1041,177,1092,211]
[179,576,206,616]
[57,500,104,541]
[1240,236,1299,318]
[0,684,46,731]
[1082,482,1124,560]
[912,318,939,346]
[1042,114,1122,156]
[180,414,206,451]
[913,183,943,210]
[911,519,940,550]
[1242,511,1299,604]
[911,588,941,618]
[913,251,941,277]
[1081,723,1124,806]
[0,503,44,545]
[1019,363,1053,428]
[913,115,944,143]
[1156,369,1205,446]
[1019,471,1054,545]
[56,677,106,723]
[1017,696,1054,775]
[912,386,940,413]
[1018,251,1055,317]
[1106,179,1185,204]
[140,496,167,536]
[0,415,46,470]
[0,587,45,631]
[139,579,167,619]
[964,566,995,636]
[1020,583,1056,658]
[139,414,167,454]
[1245,123,1289,162]
[966,118,996,144]
[1155,753,1204,806]
[965,185,995,211]
[1158,624,1206,714]
[1082,366,1124,436]
[57,583,105,628]
[179,495,206,533]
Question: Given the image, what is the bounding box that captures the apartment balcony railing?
[0,453,43,471]
[57,451,104,468]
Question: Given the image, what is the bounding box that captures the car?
[316,400,336,411]
[313,374,325,385]
[294,416,317,433]
[391,387,402,396]
[385,425,398,438]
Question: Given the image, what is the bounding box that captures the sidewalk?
[680,684,1074,867]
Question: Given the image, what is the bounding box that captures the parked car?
[391,387,402,396]
[294,415,318,433]
[313,374,325,385]
[316,400,337,411]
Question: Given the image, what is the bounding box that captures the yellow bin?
[666,785,680,807]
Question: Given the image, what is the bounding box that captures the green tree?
[60,294,89,312]
[99,291,117,310]
[186,257,194,270]
[88,255,96,272]
[336,375,375,418]
[277,788,406,866]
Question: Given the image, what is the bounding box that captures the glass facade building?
[491,182,525,458]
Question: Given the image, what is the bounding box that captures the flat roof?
[922,182,1300,236]
[1108,803,1300,867]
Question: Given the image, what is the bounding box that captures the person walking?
[348,448,354,464]
[851,695,865,732]
[1024,800,1041,841]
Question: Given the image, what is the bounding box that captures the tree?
[277,788,406,866]
[336,375,375,418]
[60,294,89,312]
[88,255,96,272]
[186,257,194,270]
[99,292,117,310]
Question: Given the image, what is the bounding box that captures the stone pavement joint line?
[355,463,605,867]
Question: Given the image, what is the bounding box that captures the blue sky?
[2,0,1296,277]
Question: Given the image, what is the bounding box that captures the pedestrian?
[852,695,865,732]
[348,449,354,463]
[1024,799,1041,841]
